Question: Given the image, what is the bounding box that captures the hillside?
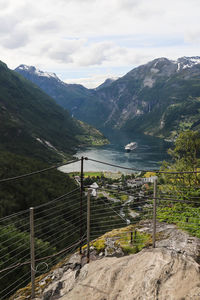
[16,57,200,140]
[95,56,200,140]
[0,61,107,163]
[15,65,108,127]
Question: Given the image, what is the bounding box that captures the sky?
[0,0,200,88]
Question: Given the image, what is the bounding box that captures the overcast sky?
[0,0,200,88]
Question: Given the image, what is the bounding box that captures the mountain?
[95,78,117,90]
[15,65,108,127]
[0,61,107,162]
[15,57,200,140]
[92,56,200,139]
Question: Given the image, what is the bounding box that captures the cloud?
[2,29,29,49]
[64,73,120,89]
[0,0,11,9]
[74,42,114,66]
[34,20,61,32]
[44,39,86,63]
[0,0,199,82]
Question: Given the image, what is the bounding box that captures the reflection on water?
[60,130,172,173]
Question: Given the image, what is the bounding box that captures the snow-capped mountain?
[15,56,200,140]
[176,56,200,70]
[17,65,60,81]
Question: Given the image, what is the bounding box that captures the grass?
[84,172,103,177]
[119,194,129,202]
[91,225,151,255]
[107,192,128,202]
[69,171,122,179]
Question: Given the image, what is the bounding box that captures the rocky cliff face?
[61,247,200,300]
[95,57,200,139]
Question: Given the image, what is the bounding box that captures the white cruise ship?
[124,142,137,152]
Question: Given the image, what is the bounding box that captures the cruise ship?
[124,142,137,152]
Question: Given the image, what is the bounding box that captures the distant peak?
[17,64,36,72]
[15,64,60,81]
[176,56,200,70]
[95,77,118,90]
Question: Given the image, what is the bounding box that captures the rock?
[35,223,200,299]
[67,253,82,265]
[59,247,200,300]
[104,238,124,257]
[138,220,200,262]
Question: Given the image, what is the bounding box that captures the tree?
[160,130,200,202]
[168,130,200,171]
[0,225,55,298]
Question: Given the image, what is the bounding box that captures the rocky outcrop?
[33,222,200,300]
[59,247,200,300]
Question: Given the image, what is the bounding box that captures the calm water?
[60,130,172,173]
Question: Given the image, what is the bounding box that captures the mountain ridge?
[0,60,107,162]
[15,56,200,140]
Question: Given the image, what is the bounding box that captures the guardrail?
[0,157,200,299]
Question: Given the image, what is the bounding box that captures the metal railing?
[0,156,200,299]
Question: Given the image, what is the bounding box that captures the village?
[72,171,157,222]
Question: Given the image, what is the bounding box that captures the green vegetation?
[76,120,109,146]
[157,130,200,237]
[0,61,108,163]
[0,151,127,297]
[159,130,200,200]
[157,203,200,238]
[91,225,151,255]
[83,172,103,178]
[0,225,55,296]
[122,70,200,140]
[0,150,77,217]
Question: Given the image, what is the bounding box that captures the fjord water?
[60,130,171,173]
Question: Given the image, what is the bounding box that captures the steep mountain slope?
[15,65,108,127]
[0,61,107,162]
[15,57,200,140]
[95,78,117,90]
[96,57,200,139]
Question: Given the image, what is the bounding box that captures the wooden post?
[87,189,91,263]
[30,207,35,299]
[80,156,84,254]
[152,178,157,248]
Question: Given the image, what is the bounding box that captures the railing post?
[87,189,91,263]
[30,207,35,299]
[130,231,133,244]
[152,178,157,248]
[80,156,84,254]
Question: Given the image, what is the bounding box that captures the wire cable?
[34,187,80,209]
[0,235,85,274]
[86,157,200,174]
[0,158,81,184]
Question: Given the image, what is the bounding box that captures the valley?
[1,56,200,299]
[60,130,170,173]
[16,56,200,141]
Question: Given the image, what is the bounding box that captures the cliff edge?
[13,222,200,300]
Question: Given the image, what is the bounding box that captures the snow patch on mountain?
[17,65,60,81]
[177,56,200,70]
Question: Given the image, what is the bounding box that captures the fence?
[0,156,200,299]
